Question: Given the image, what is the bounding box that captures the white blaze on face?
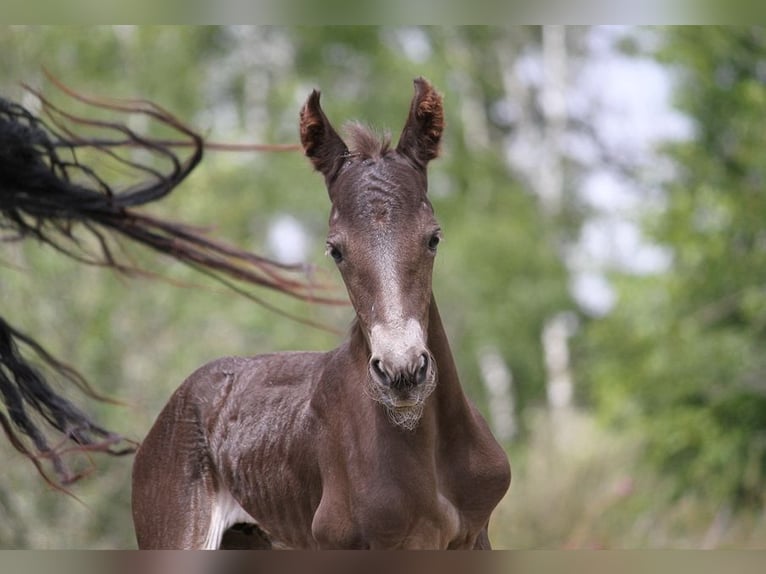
[368,236,427,366]
[360,222,436,430]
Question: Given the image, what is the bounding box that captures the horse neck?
[426,294,472,417]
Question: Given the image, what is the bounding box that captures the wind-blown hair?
[0,76,339,488]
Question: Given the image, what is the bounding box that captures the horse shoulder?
[199,352,327,461]
[441,401,511,535]
[201,352,329,547]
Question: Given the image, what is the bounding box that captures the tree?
[579,26,766,507]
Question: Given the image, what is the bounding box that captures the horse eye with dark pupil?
[329,246,343,263]
[428,234,441,251]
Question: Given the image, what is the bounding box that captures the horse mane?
[343,121,391,159]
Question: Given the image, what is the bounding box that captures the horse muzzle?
[369,350,432,394]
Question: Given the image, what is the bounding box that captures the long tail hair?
[0,75,339,488]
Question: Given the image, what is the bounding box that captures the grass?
[490,407,766,549]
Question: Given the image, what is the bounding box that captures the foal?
[131,77,511,549]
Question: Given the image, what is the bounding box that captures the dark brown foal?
[131,77,510,549]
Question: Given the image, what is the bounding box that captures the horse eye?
[427,233,441,252]
[327,244,344,263]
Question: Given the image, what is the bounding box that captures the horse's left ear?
[396,77,444,169]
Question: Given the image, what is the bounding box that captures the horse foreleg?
[473,525,492,549]
[132,403,217,549]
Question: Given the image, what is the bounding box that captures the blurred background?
[1,25,766,549]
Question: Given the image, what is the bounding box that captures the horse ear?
[300,90,348,182]
[396,77,444,169]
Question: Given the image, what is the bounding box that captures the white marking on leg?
[202,488,257,550]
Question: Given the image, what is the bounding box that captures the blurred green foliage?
[578,27,766,509]
[2,25,766,550]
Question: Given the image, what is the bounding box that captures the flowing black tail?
[0,76,340,487]
[0,318,132,487]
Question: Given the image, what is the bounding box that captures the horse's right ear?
[300,90,348,182]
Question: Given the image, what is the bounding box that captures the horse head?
[300,78,445,429]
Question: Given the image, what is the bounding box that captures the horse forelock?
[343,122,391,159]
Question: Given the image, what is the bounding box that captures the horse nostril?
[371,354,430,389]
[371,358,391,385]
[416,353,430,385]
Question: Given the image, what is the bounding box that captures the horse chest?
[312,448,504,549]
[440,433,512,533]
[312,478,465,549]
